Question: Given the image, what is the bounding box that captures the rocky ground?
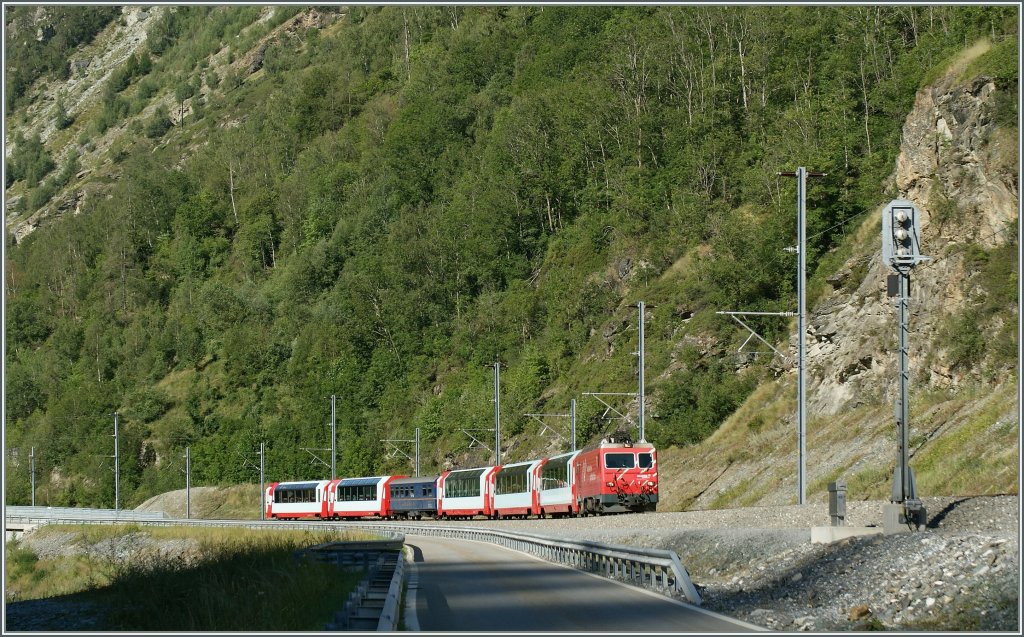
[461,495,1020,632]
[6,494,1019,632]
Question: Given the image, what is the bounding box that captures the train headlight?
[606,481,615,487]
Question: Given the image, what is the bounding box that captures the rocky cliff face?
[805,61,1018,419]
[661,47,1018,510]
[5,6,163,243]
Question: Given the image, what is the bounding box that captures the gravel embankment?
[449,495,1019,631]
[6,495,1018,632]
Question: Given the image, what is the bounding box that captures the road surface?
[407,535,759,632]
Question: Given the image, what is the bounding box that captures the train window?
[541,457,570,490]
[638,453,653,468]
[446,473,481,498]
[605,453,635,469]
[496,466,529,495]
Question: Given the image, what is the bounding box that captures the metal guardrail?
[5,506,169,522]
[377,547,404,631]
[5,511,701,605]
[331,521,703,605]
[308,541,404,631]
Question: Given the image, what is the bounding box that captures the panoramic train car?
[573,435,658,514]
[437,465,499,519]
[537,450,581,517]
[492,459,543,518]
[326,475,404,519]
[266,479,335,520]
[388,475,440,520]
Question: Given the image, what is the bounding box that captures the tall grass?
[8,525,370,631]
[101,535,364,630]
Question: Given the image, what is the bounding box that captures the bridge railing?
[4,512,701,605]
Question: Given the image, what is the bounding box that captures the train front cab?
[574,438,658,514]
[326,475,403,519]
[437,466,499,519]
[388,475,439,520]
[537,450,581,517]
[493,459,543,519]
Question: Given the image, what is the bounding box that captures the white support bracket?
[582,392,637,423]
[460,429,494,453]
[716,310,794,362]
[383,439,414,462]
[524,413,567,440]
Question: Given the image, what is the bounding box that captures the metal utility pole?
[30,447,36,507]
[184,447,191,520]
[795,168,807,506]
[113,412,120,512]
[779,167,825,505]
[570,398,577,452]
[415,427,421,476]
[493,361,502,465]
[637,301,647,443]
[330,394,337,478]
[258,443,265,521]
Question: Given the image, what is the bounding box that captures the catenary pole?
[330,394,337,478]
[638,301,646,443]
[780,167,824,505]
[796,168,807,505]
[259,443,265,521]
[570,398,577,452]
[30,447,36,507]
[185,447,191,520]
[494,362,502,465]
[415,427,421,477]
[114,412,120,511]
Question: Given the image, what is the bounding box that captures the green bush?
[145,105,173,139]
[7,133,55,188]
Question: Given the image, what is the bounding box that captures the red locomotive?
[572,435,658,515]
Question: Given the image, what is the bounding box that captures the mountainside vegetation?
[4,6,1018,509]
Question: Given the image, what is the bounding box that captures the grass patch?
[99,535,363,630]
[7,525,373,631]
[707,477,754,510]
[845,464,894,500]
[912,383,1019,495]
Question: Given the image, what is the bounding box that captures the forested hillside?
[4,6,1018,508]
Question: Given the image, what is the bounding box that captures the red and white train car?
[326,475,403,519]
[573,436,657,515]
[437,465,499,519]
[492,459,543,519]
[265,480,332,520]
[266,475,404,520]
[537,450,581,517]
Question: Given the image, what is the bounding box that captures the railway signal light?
[882,200,925,268]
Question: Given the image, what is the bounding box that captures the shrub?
[146,105,174,139]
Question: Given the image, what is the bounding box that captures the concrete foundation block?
[811,526,884,544]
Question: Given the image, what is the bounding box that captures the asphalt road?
[406,535,760,632]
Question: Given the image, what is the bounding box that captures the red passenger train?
[265,436,657,521]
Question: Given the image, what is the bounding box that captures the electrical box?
[828,480,847,526]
